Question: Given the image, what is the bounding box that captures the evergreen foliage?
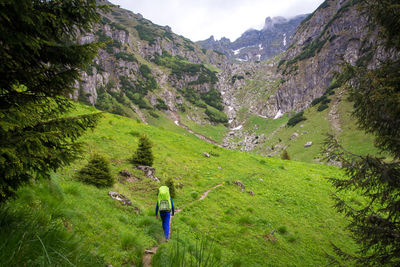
[287,111,307,127]
[132,134,154,166]
[76,154,114,187]
[281,149,291,160]
[0,0,104,202]
[165,178,176,198]
[205,106,229,124]
[201,88,224,111]
[324,1,400,265]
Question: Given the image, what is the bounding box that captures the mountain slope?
[74,4,228,131]
[5,103,358,266]
[214,0,385,161]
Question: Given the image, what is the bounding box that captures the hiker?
[155,186,175,240]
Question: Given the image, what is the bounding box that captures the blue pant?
[160,212,171,239]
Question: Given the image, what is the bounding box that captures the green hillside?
[2,104,360,266]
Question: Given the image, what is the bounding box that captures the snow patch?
[232,125,243,131]
[174,120,179,125]
[221,91,225,95]
[258,43,263,50]
[236,58,248,62]
[274,110,283,119]
[256,54,261,61]
[228,106,233,111]
[283,33,287,46]
[228,119,234,124]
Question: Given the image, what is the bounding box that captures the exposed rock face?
[75,6,226,116]
[197,15,308,62]
[275,0,378,113]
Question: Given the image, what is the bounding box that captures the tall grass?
[0,180,103,266]
[153,234,222,267]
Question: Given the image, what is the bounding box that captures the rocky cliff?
[275,0,375,113]
[75,4,226,125]
[75,0,388,158]
[197,15,308,62]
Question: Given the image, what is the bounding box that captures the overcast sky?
[110,0,325,42]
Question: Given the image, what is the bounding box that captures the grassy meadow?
[2,104,361,266]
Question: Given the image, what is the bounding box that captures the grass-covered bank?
[2,104,359,266]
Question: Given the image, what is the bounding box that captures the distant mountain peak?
[263,16,288,30]
[197,13,309,61]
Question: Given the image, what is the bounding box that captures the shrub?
[155,98,168,110]
[278,226,288,234]
[149,110,159,118]
[132,134,154,166]
[76,154,115,187]
[134,24,158,45]
[190,191,199,199]
[201,88,224,111]
[281,149,291,160]
[205,106,228,124]
[311,95,327,106]
[165,177,176,198]
[115,52,137,62]
[287,111,306,127]
[317,103,329,112]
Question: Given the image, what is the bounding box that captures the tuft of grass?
[278,226,288,234]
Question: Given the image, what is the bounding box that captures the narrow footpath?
[142,184,223,267]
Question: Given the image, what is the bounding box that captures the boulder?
[108,191,132,206]
[247,190,255,196]
[290,133,299,140]
[136,165,160,182]
[304,141,313,148]
[203,152,210,158]
[234,180,245,191]
[119,170,132,177]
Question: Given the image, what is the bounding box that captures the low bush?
[76,154,115,187]
[205,106,228,124]
[287,111,306,127]
[317,103,329,112]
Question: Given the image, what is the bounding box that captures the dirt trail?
[142,184,223,267]
[170,111,223,148]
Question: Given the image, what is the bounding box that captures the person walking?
[155,186,175,241]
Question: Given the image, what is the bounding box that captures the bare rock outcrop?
[136,165,160,182]
[108,191,132,206]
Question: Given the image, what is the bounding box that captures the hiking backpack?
[158,186,171,212]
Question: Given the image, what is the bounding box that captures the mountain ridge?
[197,14,308,62]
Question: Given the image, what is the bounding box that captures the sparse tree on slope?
[323,0,400,265]
[0,0,105,202]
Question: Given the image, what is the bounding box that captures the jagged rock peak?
[263,16,288,30]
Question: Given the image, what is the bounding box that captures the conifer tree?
[323,0,400,265]
[0,0,106,202]
[132,134,154,166]
[77,154,115,187]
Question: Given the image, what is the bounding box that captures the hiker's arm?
[171,198,175,216]
[155,201,159,219]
